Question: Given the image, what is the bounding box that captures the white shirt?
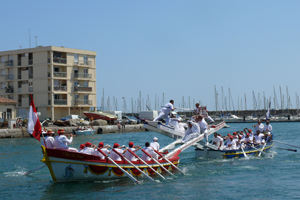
[54,135,73,149]
[226,140,236,149]
[93,148,110,160]
[150,141,160,151]
[198,119,208,133]
[41,136,55,148]
[81,147,94,155]
[212,136,222,147]
[109,148,124,161]
[160,103,174,114]
[141,147,154,161]
[185,121,200,135]
[254,123,265,133]
[249,132,254,140]
[264,124,272,132]
[254,133,264,144]
[124,147,138,161]
[245,137,252,143]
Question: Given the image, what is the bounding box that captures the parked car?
[122,116,137,124]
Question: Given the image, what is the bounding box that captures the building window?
[74,54,78,64]
[83,55,88,65]
[84,81,88,87]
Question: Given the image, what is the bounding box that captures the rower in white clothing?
[150,137,160,159]
[141,142,155,161]
[54,128,78,152]
[78,144,85,153]
[212,132,223,150]
[109,143,127,161]
[182,121,200,143]
[41,129,55,148]
[93,142,111,159]
[253,130,265,145]
[244,128,254,141]
[124,142,141,161]
[153,100,176,125]
[226,136,237,150]
[81,142,96,155]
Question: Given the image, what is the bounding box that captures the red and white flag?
[27,94,42,141]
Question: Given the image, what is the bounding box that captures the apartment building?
[0,46,97,120]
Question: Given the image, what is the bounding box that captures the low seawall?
[0,124,146,139]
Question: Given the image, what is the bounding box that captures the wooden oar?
[154,150,185,175]
[258,142,267,157]
[272,140,300,149]
[141,149,175,177]
[251,146,272,158]
[272,147,297,152]
[127,149,165,179]
[111,149,155,182]
[240,146,249,160]
[24,164,46,176]
[97,148,141,185]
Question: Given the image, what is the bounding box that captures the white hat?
[153,137,158,141]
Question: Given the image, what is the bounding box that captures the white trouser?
[182,132,200,142]
[153,112,170,125]
[202,129,209,144]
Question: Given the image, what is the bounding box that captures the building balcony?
[5,75,13,80]
[5,60,13,66]
[75,99,92,105]
[74,60,92,66]
[54,99,67,105]
[29,86,33,92]
[74,86,92,92]
[5,86,13,93]
[53,72,67,78]
[74,73,92,79]
[53,57,67,64]
[54,85,67,92]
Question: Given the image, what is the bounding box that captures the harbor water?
[1,122,300,199]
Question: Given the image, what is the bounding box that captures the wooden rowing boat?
[41,146,180,182]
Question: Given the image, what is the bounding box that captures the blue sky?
[1,1,300,112]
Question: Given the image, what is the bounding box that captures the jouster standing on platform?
[182,121,200,143]
[254,120,265,133]
[41,129,55,148]
[263,120,272,134]
[141,142,155,161]
[54,128,78,152]
[153,100,176,125]
[195,115,210,144]
[124,142,141,161]
[194,103,214,123]
[109,143,127,161]
[93,142,111,159]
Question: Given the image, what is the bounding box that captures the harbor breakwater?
[0,124,146,139]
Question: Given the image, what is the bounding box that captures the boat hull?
[41,146,180,182]
[75,129,95,135]
[83,112,117,122]
[195,142,274,159]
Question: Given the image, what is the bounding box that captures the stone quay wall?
[0,124,146,139]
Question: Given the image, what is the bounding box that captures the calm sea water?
[1,122,300,200]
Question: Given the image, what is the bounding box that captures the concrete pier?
[0,124,146,139]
